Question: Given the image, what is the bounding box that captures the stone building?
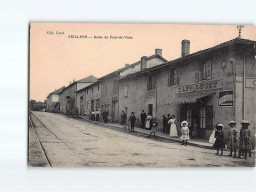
[46,86,65,112]
[119,38,256,140]
[59,75,97,114]
[118,49,168,119]
[76,80,101,119]
[98,71,120,122]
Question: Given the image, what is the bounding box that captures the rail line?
[30,111,93,167]
[29,115,52,167]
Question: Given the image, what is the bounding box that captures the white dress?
[145,115,152,129]
[168,118,177,137]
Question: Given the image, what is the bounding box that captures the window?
[98,85,100,91]
[113,80,118,94]
[147,75,156,90]
[196,59,212,81]
[105,85,108,96]
[95,99,100,109]
[124,86,128,97]
[91,100,94,111]
[86,90,88,94]
[91,87,93,93]
[168,69,177,86]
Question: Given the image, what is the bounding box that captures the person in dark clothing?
[102,110,108,123]
[166,114,171,134]
[213,123,225,155]
[128,112,136,133]
[140,110,147,129]
[162,115,168,134]
[120,110,127,127]
[238,120,252,159]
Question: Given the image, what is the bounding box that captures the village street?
[29,111,255,167]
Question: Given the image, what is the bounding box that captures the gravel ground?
[29,111,255,167]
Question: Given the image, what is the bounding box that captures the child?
[180,121,190,146]
[227,121,238,157]
[149,119,158,138]
[238,120,252,159]
[128,112,136,133]
[213,124,225,155]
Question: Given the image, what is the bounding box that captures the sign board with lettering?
[176,80,223,94]
[218,90,233,106]
[245,78,256,88]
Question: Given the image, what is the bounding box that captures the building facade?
[59,75,97,114]
[118,49,168,120]
[76,80,101,118]
[119,38,256,140]
[46,87,65,112]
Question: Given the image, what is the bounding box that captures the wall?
[100,74,119,122]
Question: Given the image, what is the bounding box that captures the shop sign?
[176,80,222,94]
[218,90,233,106]
[245,78,256,88]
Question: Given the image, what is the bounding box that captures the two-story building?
[119,38,256,140]
[76,80,101,119]
[118,49,168,119]
[59,75,97,114]
[46,86,65,112]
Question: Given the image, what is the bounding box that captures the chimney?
[181,39,190,57]
[155,48,162,56]
[125,64,129,67]
[141,56,147,70]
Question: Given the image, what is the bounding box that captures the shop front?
[176,80,223,140]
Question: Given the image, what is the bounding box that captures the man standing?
[102,110,108,123]
[140,110,147,129]
[129,112,136,133]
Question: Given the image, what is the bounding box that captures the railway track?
[29,111,93,167]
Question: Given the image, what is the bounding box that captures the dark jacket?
[129,115,136,124]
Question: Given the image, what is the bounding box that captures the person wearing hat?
[238,120,252,159]
[128,112,136,133]
[180,121,190,146]
[227,121,239,157]
[213,123,225,155]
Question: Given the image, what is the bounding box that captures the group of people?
[209,120,252,159]
[91,109,108,123]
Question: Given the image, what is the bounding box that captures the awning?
[173,91,216,104]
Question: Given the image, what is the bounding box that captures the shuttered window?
[168,69,177,86]
[197,59,212,81]
[147,75,156,91]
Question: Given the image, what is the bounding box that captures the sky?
[30,23,256,102]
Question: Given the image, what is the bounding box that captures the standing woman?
[168,115,178,137]
[145,113,153,130]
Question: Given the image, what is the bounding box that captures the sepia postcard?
[29,23,256,167]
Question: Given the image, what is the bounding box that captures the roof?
[120,53,168,72]
[76,80,100,93]
[76,75,98,83]
[120,38,256,80]
[47,86,65,98]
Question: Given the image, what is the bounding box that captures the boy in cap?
[180,121,190,146]
[227,121,238,157]
[238,120,252,159]
[128,112,136,133]
[213,124,225,155]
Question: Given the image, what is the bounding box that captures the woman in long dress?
[145,113,152,130]
[168,115,178,137]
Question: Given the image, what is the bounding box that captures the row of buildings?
[46,37,256,140]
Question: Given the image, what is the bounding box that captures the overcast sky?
[30,23,256,102]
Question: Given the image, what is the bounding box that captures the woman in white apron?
[168,115,178,137]
[145,113,152,130]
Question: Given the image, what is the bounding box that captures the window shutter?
[173,69,177,85]
[206,60,212,79]
[167,69,171,86]
[176,67,180,85]
[195,67,199,82]
[152,75,156,90]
